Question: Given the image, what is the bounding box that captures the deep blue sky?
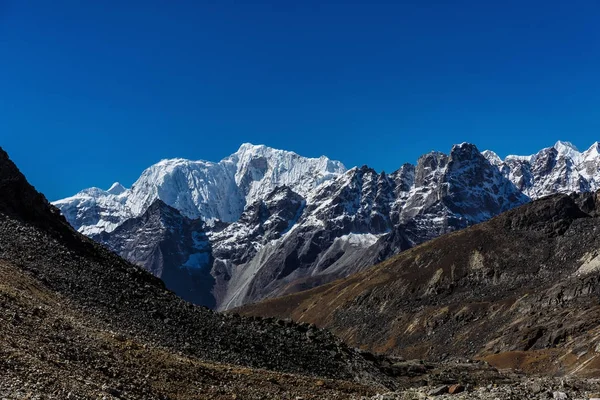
[2,1,599,200]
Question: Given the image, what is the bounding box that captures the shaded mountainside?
[238,190,600,376]
[94,199,216,307]
[0,147,397,398]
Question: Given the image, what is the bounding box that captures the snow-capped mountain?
[54,141,600,310]
[483,141,600,199]
[55,143,345,236]
[53,185,131,235]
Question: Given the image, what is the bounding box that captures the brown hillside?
[237,192,600,376]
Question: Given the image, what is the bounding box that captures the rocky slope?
[54,141,600,310]
[0,146,402,398]
[238,190,600,377]
[0,258,381,399]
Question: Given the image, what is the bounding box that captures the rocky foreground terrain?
[0,258,379,399]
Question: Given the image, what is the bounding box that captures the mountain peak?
[583,142,600,157]
[0,147,70,234]
[451,142,479,154]
[234,143,290,159]
[481,150,503,166]
[554,140,579,152]
[235,142,267,155]
[107,182,127,195]
[551,140,583,166]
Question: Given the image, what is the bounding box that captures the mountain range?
[53,140,600,310]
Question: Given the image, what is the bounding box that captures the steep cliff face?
[54,141,600,309]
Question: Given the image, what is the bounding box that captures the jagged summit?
[107,182,127,195]
[233,142,339,163]
[234,142,271,156]
[480,150,502,166]
[481,141,600,198]
[553,140,582,163]
[554,140,579,151]
[489,140,598,165]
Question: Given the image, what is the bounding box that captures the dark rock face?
[0,148,66,234]
[95,200,216,307]
[502,194,589,236]
[395,144,529,245]
[212,186,306,266]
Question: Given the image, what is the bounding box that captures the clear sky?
[2,1,599,201]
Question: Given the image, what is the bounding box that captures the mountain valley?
[0,146,400,398]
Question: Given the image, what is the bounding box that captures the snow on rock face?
[54,143,346,233]
[52,185,131,236]
[125,158,243,222]
[230,143,345,206]
[554,141,583,164]
[387,143,529,245]
[484,141,600,199]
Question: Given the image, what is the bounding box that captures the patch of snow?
[335,233,381,247]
